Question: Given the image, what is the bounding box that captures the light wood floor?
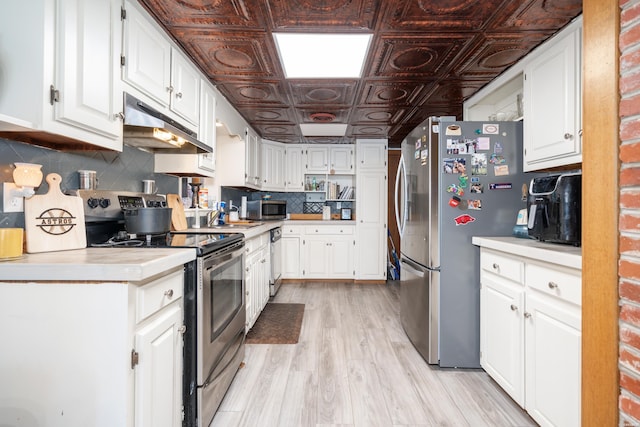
[212,281,536,427]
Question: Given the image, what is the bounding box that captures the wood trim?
[582,0,620,425]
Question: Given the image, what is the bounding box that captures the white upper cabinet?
[170,50,201,125]
[306,145,355,174]
[284,144,306,191]
[523,17,582,171]
[122,0,199,128]
[356,139,387,171]
[0,0,123,150]
[261,140,286,191]
[306,145,330,173]
[122,0,171,108]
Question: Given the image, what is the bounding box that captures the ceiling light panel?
[300,123,348,136]
[274,33,372,79]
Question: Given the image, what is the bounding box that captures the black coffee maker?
[527,172,582,246]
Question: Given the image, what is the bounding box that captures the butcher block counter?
[0,247,196,282]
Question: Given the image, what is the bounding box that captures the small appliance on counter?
[246,199,286,220]
[527,172,582,246]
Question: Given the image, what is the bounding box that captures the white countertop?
[187,220,282,240]
[471,236,582,269]
[283,220,356,226]
[0,247,196,282]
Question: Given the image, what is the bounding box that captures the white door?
[356,171,387,280]
[330,145,354,174]
[134,304,183,427]
[525,293,581,427]
[307,146,329,173]
[55,0,122,142]
[304,237,329,277]
[282,236,301,278]
[524,27,580,168]
[198,81,216,172]
[480,277,525,406]
[170,48,200,125]
[285,145,306,191]
[329,236,354,278]
[122,0,171,106]
[357,140,387,170]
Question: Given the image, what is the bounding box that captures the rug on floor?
[245,303,305,344]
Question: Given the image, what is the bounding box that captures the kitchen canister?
[78,170,97,190]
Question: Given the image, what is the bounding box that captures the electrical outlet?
[3,183,24,213]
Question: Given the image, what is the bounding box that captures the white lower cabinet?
[303,226,355,279]
[479,248,581,427]
[282,223,355,279]
[0,267,185,427]
[244,232,270,332]
[282,225,303,278]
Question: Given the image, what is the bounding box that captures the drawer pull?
[164,289,174,298]
[548,281,558,289]
[510,304,518,311]
[492,263,499,270]
[524,312,532,318]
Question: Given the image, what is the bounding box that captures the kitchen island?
[0,247,196,427]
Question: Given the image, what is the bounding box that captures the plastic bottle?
[312,176,317,191]
[218,201,226,225]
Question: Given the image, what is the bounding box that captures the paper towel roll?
[322,205,331,220]
[240,196,247,218]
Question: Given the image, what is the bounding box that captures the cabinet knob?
[178,325,187,334]
[175,92,183,99]
[492,263,499,270]
[164,289,174,298]
[246,267,250,272]
[564,133,574,140]
[166,85,174,93]
[510,304,518,311]
[548,281,558,289]
[524,312,532,318]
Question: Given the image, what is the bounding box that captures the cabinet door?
[304,236,329,277]
[134,304,183,427]
[356,140,387,171]
[272,144,286,191]
[330,145,355,174]
[307,146,329,173]
[197,81,216,173]
[282,236,302,278]
[523,24,581,170]
[245,129,261,187]
[480,276,525,406]
[244,249,259,331]
[56,0,122,141]
[170,49,200,125]
[525,293,581,427]
[328,236,354,278]
[122,0,171,106]
[356,170,387,280]
[285,145,306,191]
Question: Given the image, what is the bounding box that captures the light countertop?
[471,236,582,269]
[0,247,196,282]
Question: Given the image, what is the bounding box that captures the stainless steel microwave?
[246,199,286,220]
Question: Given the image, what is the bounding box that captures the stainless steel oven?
[196,240,245,427]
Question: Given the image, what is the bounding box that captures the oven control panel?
[73,190,167,220]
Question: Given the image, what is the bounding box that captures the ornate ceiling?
[138,0,582,146]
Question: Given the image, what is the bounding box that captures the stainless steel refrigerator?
[395,117,531,368]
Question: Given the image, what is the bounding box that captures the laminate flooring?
[211,281,536,427]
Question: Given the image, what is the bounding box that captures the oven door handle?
[203,245,245,273]
[202,329,245,390]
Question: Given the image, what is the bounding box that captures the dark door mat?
[245,303,305,344]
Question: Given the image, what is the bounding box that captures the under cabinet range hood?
[122,93,211,154]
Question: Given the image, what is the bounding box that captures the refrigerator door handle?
[401,258,425,278]
[395,154,407,236]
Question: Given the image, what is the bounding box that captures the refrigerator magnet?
[454,214,476,226]
[446,124,461,135]
[483,124,499,134]
[494,165,509,176]
[447,184,464,196]
[489,183,512,190]
[458,174,469,188]
[468,199,482,210]
[470,183,484,193]
[449,196,461,208]
[471,153,487,175]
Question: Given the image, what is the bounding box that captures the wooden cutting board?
[166,193,188,231]
[24,173,86,253]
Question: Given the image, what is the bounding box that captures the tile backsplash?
[1,138,178,227]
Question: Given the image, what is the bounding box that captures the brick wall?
[620,0,640,424]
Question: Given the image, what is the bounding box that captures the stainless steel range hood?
[123,93,211,154]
